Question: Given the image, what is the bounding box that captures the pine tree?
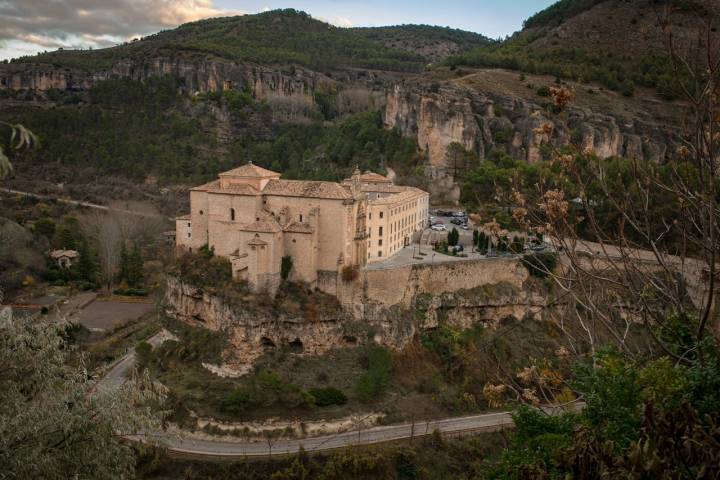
[448,227,460,246]
[75,238,99,287]
[56,226,76,250]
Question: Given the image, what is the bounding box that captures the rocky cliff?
[384,77,677,178]
[0,58,335,97]
[164,258,549,369]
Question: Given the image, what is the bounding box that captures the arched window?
[230,208,235,221]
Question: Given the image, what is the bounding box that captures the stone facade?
[176,164,429,295]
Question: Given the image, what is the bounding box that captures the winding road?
[102,332,577,459]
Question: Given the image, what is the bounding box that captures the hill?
[353,24,494,63]
[5,10,489,73]
[446,0,719,99]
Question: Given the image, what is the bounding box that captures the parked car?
[431,224,447,231]
[461,224,470,230]
[450,218,463,225]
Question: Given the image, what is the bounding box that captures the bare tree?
[89,212,122,293]
[510,3,720,364]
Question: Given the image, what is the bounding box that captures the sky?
[0,0,556,61]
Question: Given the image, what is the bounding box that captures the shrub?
[308,387,348,407]
[355,346,392,402]
[281,255,293,280]
[112,287,148,296]
[341,265,359,282]
[522,252,558,278]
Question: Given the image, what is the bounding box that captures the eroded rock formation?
[384,81,675,187]
[164,258,549,368]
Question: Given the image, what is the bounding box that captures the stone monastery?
[176,164,429,295]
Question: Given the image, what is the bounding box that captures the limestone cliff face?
[164,259,548,367]
[0,58,335,97]
[384,82,674,172]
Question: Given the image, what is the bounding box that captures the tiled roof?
[190,180,220,192]
[208,183,260,195]
[220,163,279,178]
[263,179,352,200]
[284,221,314,234]
[50,249,79,259]
[360,171,392,183]
[239,219,282,233]
[361,184,407,194]
[370,188,426,206]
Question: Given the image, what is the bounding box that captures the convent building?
[176,164,429,295]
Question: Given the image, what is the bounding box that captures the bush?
[112,287,148,296]
[341,265,359,282]
[521,252,558,278]
[308,387,348,407]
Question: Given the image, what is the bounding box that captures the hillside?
[446,0,719,98]
[353,24,494,63]
[4,10,490,74]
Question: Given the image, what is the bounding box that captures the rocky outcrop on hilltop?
[0,57,407,98]
[0,58,333,97]
[384,81,675,175]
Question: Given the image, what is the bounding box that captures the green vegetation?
[280,255,294,280]
[4,76,419,184]
[523,0,606,29]
[355,346,393,402]
[484,345,720,478]
[232,109,421,181]
[521,252,557,278]
[5,77,220,183]
[307,387,348,407]
[447,43,682,99]
[14,10,427,73]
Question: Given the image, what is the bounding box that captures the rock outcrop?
[164,258,549,368]
[384,81,675,182]
[0,58,331,97]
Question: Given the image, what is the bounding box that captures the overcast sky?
[0,0,556,61]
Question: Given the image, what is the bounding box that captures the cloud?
[317,15,354,28]
[0,0,242,57]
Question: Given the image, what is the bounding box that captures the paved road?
[101,332,578,458]
[96,329,171,393]
[0,187,169,220]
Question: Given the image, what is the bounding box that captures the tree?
[448,227,460,246]
[33,218,56,240]
[74,238,99,287]
[0,122,37,180]
[0,308,161,478]
[281,255,293,281]
[90,213,122,292]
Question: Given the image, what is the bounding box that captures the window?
[378,250,382,257]
[299,214,303,222]
[187,222,190,227]
[379,226,383,236]
[230,208,235,221]
[380,211,384,219]
[199,210,203,215]
[187,232,191,238]
[379,239,383,246]
[369,213,372,220]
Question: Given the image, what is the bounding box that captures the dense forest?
[1,76,420,185]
